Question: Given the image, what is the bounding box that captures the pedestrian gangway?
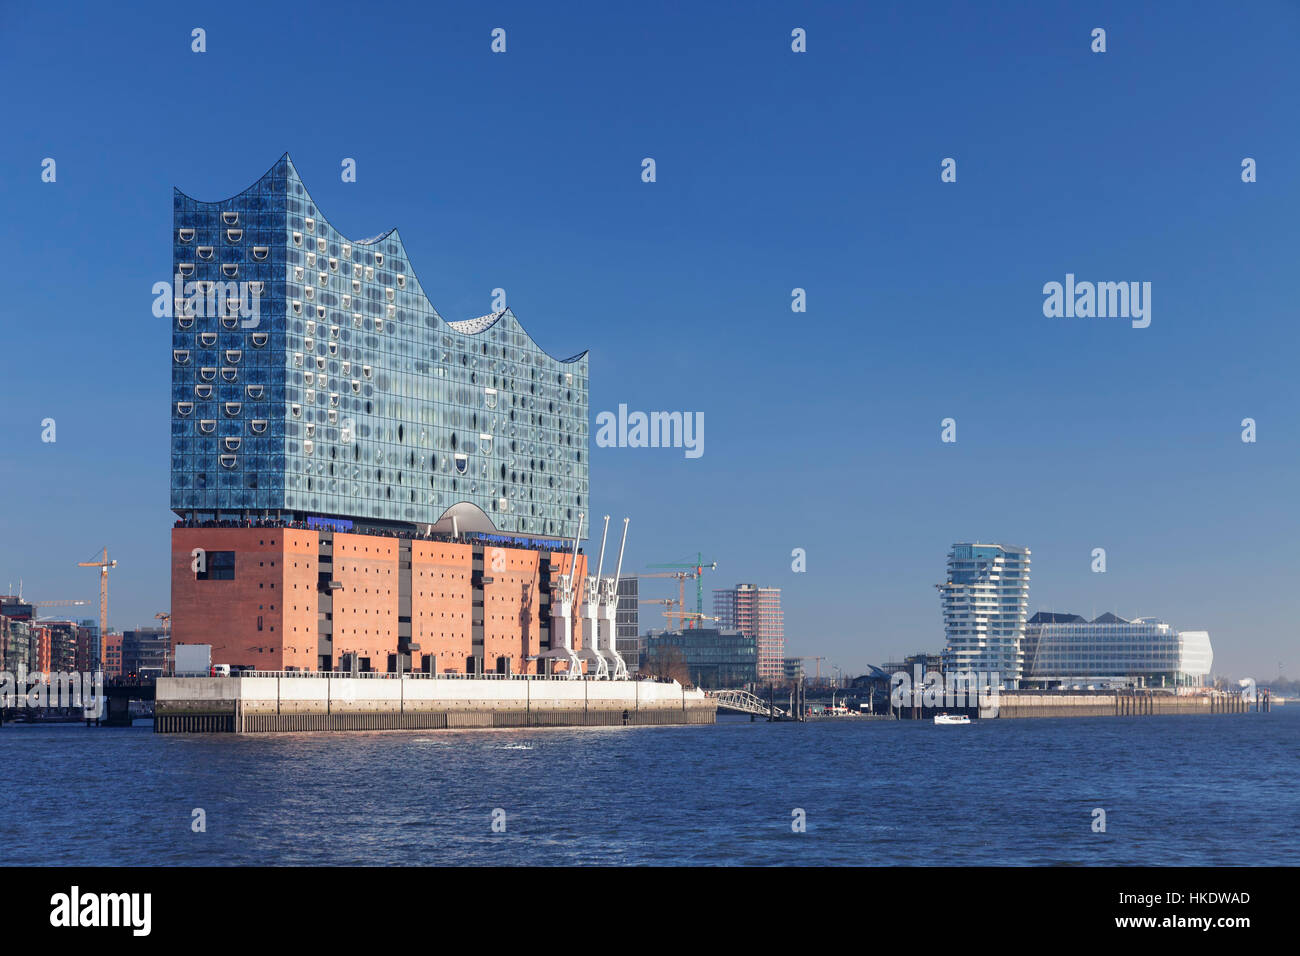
[707,689,790,718]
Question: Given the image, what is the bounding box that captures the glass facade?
[1022,613,1213,688]
[645,628,757,689]
[171,155,588,540]
[616,575,640,666]
[939,543,1031,688]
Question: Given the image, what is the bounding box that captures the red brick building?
[171,527,588,675]
[103,634,123,678]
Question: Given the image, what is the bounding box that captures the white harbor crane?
[598,517,631,680]
[543,511,585,679]
[577,516,611,679]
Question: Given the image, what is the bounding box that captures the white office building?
[1021,612,1213,689]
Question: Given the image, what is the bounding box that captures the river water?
[2,709,1294,865]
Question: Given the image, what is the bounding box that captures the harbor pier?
[154,672,715,734]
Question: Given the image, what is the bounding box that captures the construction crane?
[31,599,91,625]
[77,548,117,667]
[647,553,718,626]
[788,655,826,682]
[639,597,685,632]
[676,612,718,625]
[637,572,692,630]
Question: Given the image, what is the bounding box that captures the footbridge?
[706,689,790,719]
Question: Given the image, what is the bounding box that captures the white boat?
[933,713,970,725]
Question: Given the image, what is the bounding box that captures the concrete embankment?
[995,690,1253,719]
[154,674,716,734]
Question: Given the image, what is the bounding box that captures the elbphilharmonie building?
[938,543,1031,688]
[167,156,602,676]
[170,155,588,541]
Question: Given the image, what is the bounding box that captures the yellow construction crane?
[640,603,718,630]
[637,573,692,630]
[647,555,718,626]
[639,597,685,631]
[77,548,117,666]
[676,612,718,625]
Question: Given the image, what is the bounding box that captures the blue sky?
[1,1,1296,678]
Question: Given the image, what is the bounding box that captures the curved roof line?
[172,152,289,205]
[177,154,587,365]
[446,308,587,364]
[447,311,506,335]
[280,157,583,364]
[284,154,404,251]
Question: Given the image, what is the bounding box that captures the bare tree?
[643,646,692,686]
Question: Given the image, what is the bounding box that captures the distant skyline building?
[122,627,170,677]
[0,606,38,674]
[938,543,1031,689]
[1022,611,1212,689]
[103,633,123,679]
[713,584,784,683]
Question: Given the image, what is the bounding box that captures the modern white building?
[1021,612,1213,689]
[938,543,1031,689]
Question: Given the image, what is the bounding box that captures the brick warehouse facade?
[172,527,588,675]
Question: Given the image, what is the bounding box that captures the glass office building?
[1022,612,1213,689]
[644,628,757,689]
[938,543,1031,688]
[616,576,641,668]
[171,155,588,540]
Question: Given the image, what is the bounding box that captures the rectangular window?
[196,551,236,581]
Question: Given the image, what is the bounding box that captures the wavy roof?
[175,153,587,365]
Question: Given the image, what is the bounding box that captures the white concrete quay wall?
[158,676,707,717]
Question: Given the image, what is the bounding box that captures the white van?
[210,664,231,677]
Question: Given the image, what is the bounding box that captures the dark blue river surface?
[2,709,1295,865]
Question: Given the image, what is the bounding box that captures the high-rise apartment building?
[712,584,784,683]
[938,543,1030,688]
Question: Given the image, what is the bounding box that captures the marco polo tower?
[938,543,1031,689]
